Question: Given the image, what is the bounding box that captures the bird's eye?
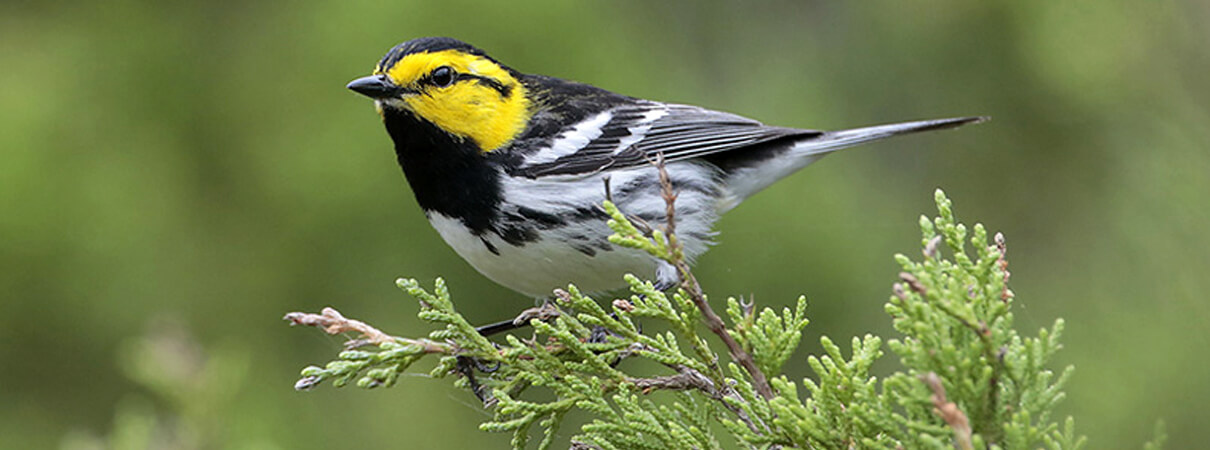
[430,66,455,87]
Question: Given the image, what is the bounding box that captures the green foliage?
[62,321,253,449]
[1144,421,1168,450]
[288,190,1112,449]
[726,296,809,378]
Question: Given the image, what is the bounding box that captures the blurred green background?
[2,0,1207,448]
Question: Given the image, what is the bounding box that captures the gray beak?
[347,75,399,98]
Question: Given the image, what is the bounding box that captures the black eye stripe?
[455,73,513,97]
[420,68,513,98]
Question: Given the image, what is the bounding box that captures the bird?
[346,36,983,300]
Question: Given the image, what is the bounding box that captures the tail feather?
[718,116,986,210]
[796,116,987,157]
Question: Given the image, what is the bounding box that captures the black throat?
[381,107,501,234]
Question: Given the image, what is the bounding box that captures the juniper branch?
[282,188,1107,450]
[284,307,456,390]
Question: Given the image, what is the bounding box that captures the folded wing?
[512,103,818,178]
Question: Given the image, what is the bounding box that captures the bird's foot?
[511,300,562,327]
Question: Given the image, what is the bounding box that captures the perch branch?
[650,154,775,400]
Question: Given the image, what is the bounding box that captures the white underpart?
[430,212,657,298]
[524,111,612,165]
[428,161,721,298]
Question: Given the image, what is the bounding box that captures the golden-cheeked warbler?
[346,37,982,299]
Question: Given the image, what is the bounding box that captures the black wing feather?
[514,104,819,178]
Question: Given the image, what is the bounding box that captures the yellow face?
[373,49,531,152]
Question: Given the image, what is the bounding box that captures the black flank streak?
[569,232,613,255]
[613,177,650,200]
[516,206,565,228]
[572,244,597,257]
[633,211,665,225]
[481,238,500,255]
[498,224,539,246]
[573,207,609,221]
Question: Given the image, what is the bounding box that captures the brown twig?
[649,154,776,401]
[655,153,678,239]
[921,372,974,450]
[632,366,717,394]
[630,361,768,434]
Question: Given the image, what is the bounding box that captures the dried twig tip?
[893,283,909,301]
[283,307,399,347]
[899,272,928,296]
[294,375,322,391]
[921,372,973,450]
[924,235,942,259]
[993,231,1012,301]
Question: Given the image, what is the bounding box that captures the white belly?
[428,213,659,298]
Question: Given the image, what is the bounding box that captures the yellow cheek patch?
[377,50,531,152]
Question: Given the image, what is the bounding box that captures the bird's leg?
[454,355,490,403]
[584,265,677,365]
[461,298,561,403]
[473,318,525,336]
[473,297,562,337]
[593,263,672,364]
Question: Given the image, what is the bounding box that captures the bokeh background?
[3,0,1207,448]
